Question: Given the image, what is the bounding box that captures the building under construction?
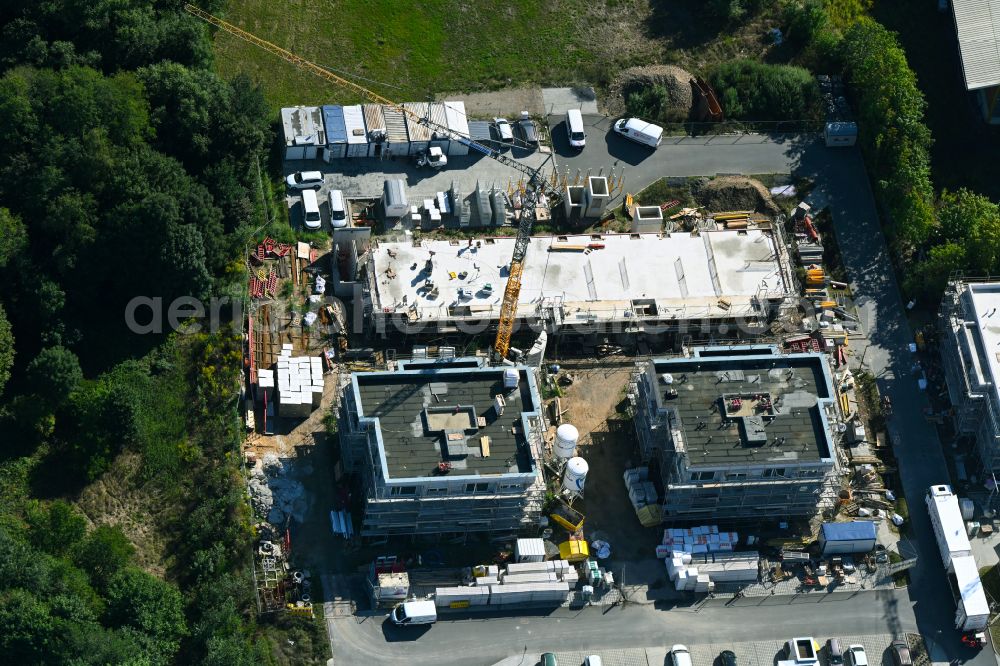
[940,279,1000,474]
[628,346,842,520]
[364,229,795,339]
[337,357,546,537]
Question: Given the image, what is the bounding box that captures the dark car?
[720,650,737,666]
[541,653,558,666]
[890,641,912,666]
[517,111,539,147]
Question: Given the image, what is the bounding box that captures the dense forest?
[0,1,278,663]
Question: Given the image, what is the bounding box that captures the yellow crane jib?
[183,4,551,362]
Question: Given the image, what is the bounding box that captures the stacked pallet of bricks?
[624,467,663,527]
[657,525,755,592]
[276,346,324,418]
[658,525,738,555]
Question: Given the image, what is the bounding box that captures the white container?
[562,457,589,493]
[503,368,519,390]
[514,538,545,563]
[554,424,579,459]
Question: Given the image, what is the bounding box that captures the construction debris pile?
[248,236,293,299]
[248,454,307,526]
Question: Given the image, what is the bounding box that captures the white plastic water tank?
[562,456,589,493]
[554,424,579,459]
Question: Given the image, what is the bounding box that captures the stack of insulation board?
[257,369,274,401]
[624,467,658,510]
[663,548,758,591]
[500,559,578,585]
[276,347,324,418]
[488,582,570,606]
[661,525,738,554]
[434,586,490,607]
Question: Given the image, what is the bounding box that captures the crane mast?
[184,4,550,361]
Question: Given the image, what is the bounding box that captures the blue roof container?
[323,105,348,158]
[820,521,876,542]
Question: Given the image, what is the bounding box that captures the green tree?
[905,242,966,302]
[27,345,82,406]
[74,524,135,591]
[938,189,1000,275]
[0,207,27,267]
[0,588,56,663]
[842,19,934,247]
[0,304,13,395]
[25,499,87,557]
[105,568,187,658]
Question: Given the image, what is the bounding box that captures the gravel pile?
[248,454,307,526]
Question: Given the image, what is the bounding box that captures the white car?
[670,645,693,666]
[584,656,603,666]
[847,645,868,666]
[328,189,348,229]
[493,117,514,143]
[285,171,324,189]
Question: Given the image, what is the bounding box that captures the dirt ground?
[549,359,661,561]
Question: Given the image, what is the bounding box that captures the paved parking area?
[499,635,904,666]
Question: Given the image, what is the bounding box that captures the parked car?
[720,650,737,666]
[493,117,514,143]
[518,111,539,146]
[540,653,558,666]
[827,639,844,666]
[890,641,912,666]
[584,656,603,666]
[566,109,586,149]
[847,644,868,666]
[328,189,348,229]
[286,171,323,189]
[301,189,321,230]
[671,645,693,666]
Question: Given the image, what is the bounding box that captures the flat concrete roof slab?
[371,231,788,322]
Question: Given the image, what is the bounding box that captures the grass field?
[213,0,667,109]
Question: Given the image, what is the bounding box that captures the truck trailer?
[926,485,989,640]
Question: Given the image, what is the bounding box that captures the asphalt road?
[328,589,914,666]
[799,146,990,666]
[324,134,994,666]
[547,114,804,191]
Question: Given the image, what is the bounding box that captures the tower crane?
[184,4,555,361]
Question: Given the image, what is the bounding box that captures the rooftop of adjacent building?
[370,230,788,321]
[354,367,538,480]
[651,350,835,466]
[959,282,1000,396]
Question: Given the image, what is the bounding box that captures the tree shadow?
[645,0,726,47]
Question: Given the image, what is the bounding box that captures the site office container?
[362,104,387,158]
[443,100,471,156]
[322,105,348,160]
[403,102,432,156]
[343,105,369,158]
[381,105,410,157]
[427,102,451,155]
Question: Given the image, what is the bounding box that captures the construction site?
[178,6,909,625]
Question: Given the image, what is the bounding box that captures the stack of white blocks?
[659,525,746,593]
[276,346,324,418]
[257,368,275,401]
[499,559,579,586]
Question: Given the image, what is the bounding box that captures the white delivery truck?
[613,118,664,148]
[926,485,989,644]
[390,600,437,626]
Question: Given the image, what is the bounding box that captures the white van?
[566,109,586,149]
[328,189,348,228]
[390,600,437,626]
[613,118,663,148]
[301,189,321,230]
